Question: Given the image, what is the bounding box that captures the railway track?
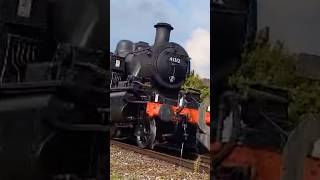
[111,140,210,173]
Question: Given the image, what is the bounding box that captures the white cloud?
[185,28,210,78]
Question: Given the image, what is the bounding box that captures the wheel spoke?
[136,118,156,148]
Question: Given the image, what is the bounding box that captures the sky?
[110,0,210,78]
[258,0,320,55]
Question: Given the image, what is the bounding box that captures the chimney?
[154,22,174,46]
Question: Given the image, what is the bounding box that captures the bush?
[183,71,210,100]
[229,41,320,125]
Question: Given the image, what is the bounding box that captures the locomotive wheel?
[136,119,156,149]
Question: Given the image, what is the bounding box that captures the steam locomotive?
[0,0,108,179]
[110,23,210,153]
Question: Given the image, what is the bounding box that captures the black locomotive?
[110,23,210,153]
[0,0,108,179]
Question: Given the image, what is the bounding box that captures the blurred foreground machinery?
[0,0,108,179]
[212,0,320,179]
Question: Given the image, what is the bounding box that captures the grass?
[193,156,201,173]
[110,173,123,180]
[110,173,143,180]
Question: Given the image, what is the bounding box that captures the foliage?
[110,174,123,180]
[229,41,320,124]
[183,71,210,100]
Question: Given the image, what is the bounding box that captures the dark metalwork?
[48,0,107,49]
[0,0,108,179]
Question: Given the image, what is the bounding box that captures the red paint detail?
[145,102,210,126]
[214,145,282,180]
[212,142,222,152]
[304,158,320,180]
[213,144,320,180]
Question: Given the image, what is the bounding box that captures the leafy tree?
[229,41,320,124]
[183,71,210,100]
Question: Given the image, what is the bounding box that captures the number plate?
[169,57,181,64]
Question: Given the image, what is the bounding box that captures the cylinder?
[110,91,129,123]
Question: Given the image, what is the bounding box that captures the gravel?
[110,144,209,180]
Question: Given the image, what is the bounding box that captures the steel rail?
[111,140,210,173]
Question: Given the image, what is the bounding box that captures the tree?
[183,71,210,100]
[229,41,320,124]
